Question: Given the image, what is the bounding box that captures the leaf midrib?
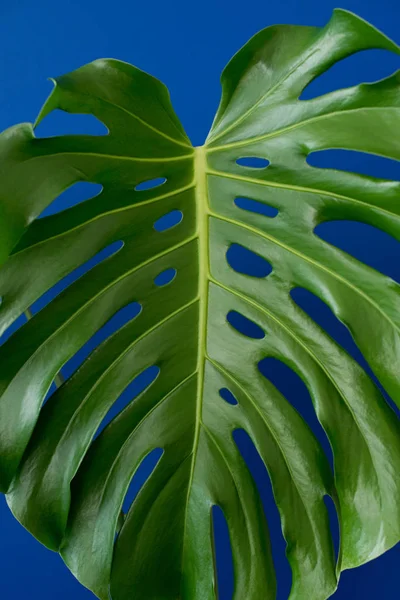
[180,146,209,576]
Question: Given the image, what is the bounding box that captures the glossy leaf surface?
[0,9,399,600]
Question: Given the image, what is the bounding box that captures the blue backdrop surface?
[0,0,399,598]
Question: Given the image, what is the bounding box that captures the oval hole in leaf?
[122,448,163,515]
[29,240,124,316]
[135,177,167,192]
[300,49,400,100]
[307,150,400,181]
[258,356,333,465]
[154,268,177,287]
[211,505,234,600]
[219,388,238,406]
[95,365,160,437]
[236,157,269,168]
[38,182,103,219]
[226,244,272,278]
[60,301,142,380]
[290,287,399,417]
[314,220,400,283]
[35,109,109,137]
[234,197,278,218]
[154,210,183,232]
[227,310,265,340]
[233,429,292,597]
[324,495,340,564]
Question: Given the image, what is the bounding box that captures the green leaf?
[1,8,399,600]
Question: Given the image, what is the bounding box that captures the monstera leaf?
[0,8,399,600]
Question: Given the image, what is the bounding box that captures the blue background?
[0,0,399,598]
